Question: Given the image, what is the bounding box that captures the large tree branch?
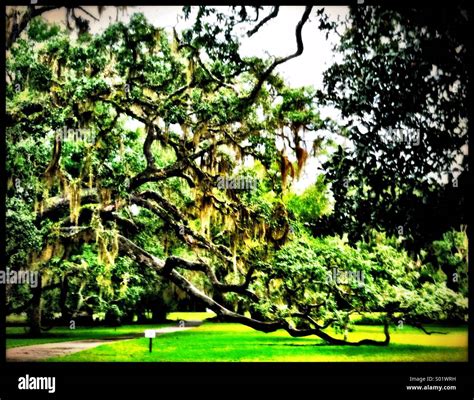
[100,98,148,125]
[6,6,60,50]
[129,161,193,190]
[118,235,165,271]
[402,317,448,335]
[130,194,233,261]
[54,226,389,346]
[243,6,312,107]
[247,6,280,37]
[163,256,259,302]
[291,312,335,330]
[114,234,390,346]
[36,190,98,221]
[177,42,237,90]
[166,265,390,346]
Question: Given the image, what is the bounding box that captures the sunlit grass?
[43,323,468,362]
[166,311,216,321]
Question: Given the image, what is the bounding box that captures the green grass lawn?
[167,311,216,321]
[41,323,467,362]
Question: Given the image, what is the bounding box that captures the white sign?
[144,330,156,338]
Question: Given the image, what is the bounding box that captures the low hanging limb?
[400,318,448,335]
[130,194,233,263]
[47,226,390,346]
[166,263,391,346]
[115,234,391,346]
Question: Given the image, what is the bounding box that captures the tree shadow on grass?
[7,332,71,339]
[259,342,464,354]
[6,332,140,340]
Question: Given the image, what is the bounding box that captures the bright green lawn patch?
[167,311,216,321]
[6,324,166,349]
[45,323,468,362]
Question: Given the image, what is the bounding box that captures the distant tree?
[6,6,123,49]
[318,6,469,253]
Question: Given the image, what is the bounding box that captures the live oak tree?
[6,7,467,343]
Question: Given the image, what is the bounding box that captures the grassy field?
[167,311,216,321]
[38,322,468,362]
[6,311,467,362]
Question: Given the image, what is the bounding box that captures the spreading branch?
[6,6,60,50]
[114,234,391,346]
[243,6,312,108]
[247,6,280,37]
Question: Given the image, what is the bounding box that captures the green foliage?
[273,87,321,130]
[430,229,468,296]
[6,198,43,268]
[253,230,467,327]
[284,176,332,223]
[28,18,61,42]
[319,7,468,250]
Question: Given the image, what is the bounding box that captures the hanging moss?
[193,129,201,148]
[99,187,112,207]
[68,178,81,225]
[280,153,295,189]
[231,231,238,279]
[295,144,309,179]
[39,187,49,216]
[223,213,234,233]
[94,214,120,270]
[171,28,179,55]
[235,143,242,162]
[110,225,119,261]
[44,133,62,187]
[30,241,64,266]
[88,170,93,189]
[199,195,212,237]
[186,57,195,85]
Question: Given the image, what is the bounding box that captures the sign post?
[144,330,156,353]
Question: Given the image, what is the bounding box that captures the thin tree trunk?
[59,275,71,323]
[28,273,42,336]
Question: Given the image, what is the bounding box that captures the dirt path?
[6,327,192,362]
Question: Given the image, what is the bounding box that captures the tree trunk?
[28,273,42,336]
[59,275,71,323]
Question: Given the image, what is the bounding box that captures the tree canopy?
[318,6,469,253]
